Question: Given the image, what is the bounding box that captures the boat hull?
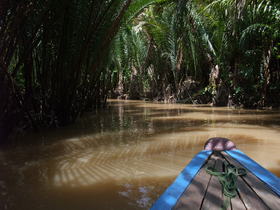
[151,149,280,210]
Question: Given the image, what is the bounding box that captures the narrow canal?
[1,100,280,210]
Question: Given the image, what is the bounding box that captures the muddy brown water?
[0,100,280,210]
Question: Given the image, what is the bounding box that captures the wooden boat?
[151,138,280,210]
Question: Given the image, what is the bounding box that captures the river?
[0,100,280,210]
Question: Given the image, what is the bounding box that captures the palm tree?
[0,0,134,140]
[202,0,280,106]
[0,0,171,141]
[111,0,215,102]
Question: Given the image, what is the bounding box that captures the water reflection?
[0,100,280,210]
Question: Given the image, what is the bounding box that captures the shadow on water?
[0,99,280,210]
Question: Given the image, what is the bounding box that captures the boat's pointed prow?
[204,137,236,151]
[151,137,280,210]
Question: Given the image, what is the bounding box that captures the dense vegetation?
[111,0,280,107]
[0,0,279,141]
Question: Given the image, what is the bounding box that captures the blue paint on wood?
[226,149,280,196]
[151,150,212,210]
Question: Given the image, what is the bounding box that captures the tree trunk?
[261,44,272,106]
